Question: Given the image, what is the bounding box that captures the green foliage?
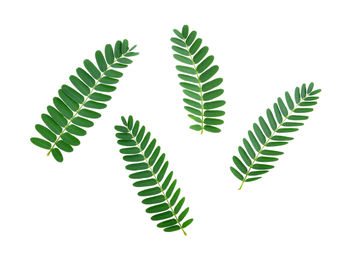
[115,116,193,235]
[230,83,321,190]
[171,25,225,134]
[30,40,138,162]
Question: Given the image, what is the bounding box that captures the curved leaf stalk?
[124,125,187,235]
[46,51,130,156]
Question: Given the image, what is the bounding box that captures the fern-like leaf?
[115,115,193,235]
[30,40,138,162]
[230,82,321,190]
[171,25,225,134]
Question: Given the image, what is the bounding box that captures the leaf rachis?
[182,41,205,134]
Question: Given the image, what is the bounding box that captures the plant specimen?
[230,83,321,190]
[115,115,193,235]
[31,40,138,162]
[171,25,225,134]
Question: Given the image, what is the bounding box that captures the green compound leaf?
[171,24,225,134]
[31,40,138,162]
[230,83,321,190]
[115,116,193,235]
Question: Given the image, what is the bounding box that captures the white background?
[1,0,349,255]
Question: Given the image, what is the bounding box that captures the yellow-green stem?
[183,41,205,135]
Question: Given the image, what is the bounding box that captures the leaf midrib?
[47,51,131,156]
[125,125,187,236]
[182,39,205,134]
[238,92,313,190]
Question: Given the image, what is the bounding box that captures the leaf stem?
[238,92,311,190]
[183,41,205,135]
[125,126,187,236]
[47,50,132,156]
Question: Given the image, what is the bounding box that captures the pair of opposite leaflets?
[30,25,321,235]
